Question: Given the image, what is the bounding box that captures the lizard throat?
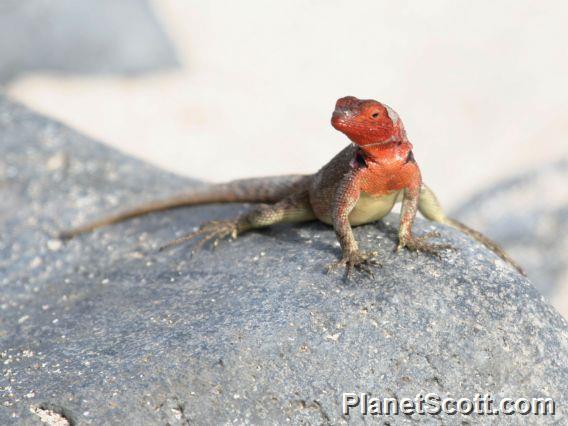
[357,139,413,162]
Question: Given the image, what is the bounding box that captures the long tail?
[443,218,526,276]
[418,184,526,276]
[59,175,310,238]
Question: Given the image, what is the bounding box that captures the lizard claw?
[159,220,240,253]
[421,230,441,239]
[397,231,453,258]
[326,250,381,280]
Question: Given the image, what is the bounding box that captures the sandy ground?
[6,0,568,210]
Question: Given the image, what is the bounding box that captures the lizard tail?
[59,175,310,238]
[443,218,526,276]
[418,184,525,276]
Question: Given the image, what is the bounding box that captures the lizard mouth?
[331,114,391,132]
[356,137,399,148]
[331,113,349,130]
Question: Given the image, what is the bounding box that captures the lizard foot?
[397,231,454,258]
[159,220,240,253]
[326,250,381,280]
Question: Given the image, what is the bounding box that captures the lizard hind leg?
[159,219,241,253]
[418,184,526,275]
[399,231,453,258]
[159,192,316,254]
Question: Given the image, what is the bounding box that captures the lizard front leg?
[327,169,380,278]
[397,184,452,256]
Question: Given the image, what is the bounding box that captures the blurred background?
[1,0,566,315]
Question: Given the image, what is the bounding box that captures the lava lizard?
[60,96,525,277]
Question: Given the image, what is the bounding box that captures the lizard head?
[331,96,407,148]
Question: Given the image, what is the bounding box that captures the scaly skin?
[60,96,525,278]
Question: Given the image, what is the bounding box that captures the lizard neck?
[359,140,413,164]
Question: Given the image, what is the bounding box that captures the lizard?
[59,96,525,277]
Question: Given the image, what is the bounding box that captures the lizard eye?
[371,112,380,119]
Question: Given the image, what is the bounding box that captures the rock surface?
[1,95,567,424]
[454,160,568,318]
[0,0,178,84]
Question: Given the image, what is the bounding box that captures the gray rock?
[453,160,568,317]
[1,95,567,425]
[0,0,178,84]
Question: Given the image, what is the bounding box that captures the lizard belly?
[348,191,400,226]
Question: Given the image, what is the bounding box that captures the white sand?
[7,0,568,208]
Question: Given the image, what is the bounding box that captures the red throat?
[359,139,414,164]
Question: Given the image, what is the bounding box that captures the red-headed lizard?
[60,96,525,278]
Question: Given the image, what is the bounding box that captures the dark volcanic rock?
[0,0,178,83]
[1,95,567,424]
[453,160,568,318]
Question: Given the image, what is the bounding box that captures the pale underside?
[314,190,403,226]
[348,190,403,226]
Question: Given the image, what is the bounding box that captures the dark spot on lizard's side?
[354,149,368,168]
[405,150,415,164]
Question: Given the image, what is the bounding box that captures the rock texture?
[0,0,178,83]
[454,160,568,318]
[1,95,567,424]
